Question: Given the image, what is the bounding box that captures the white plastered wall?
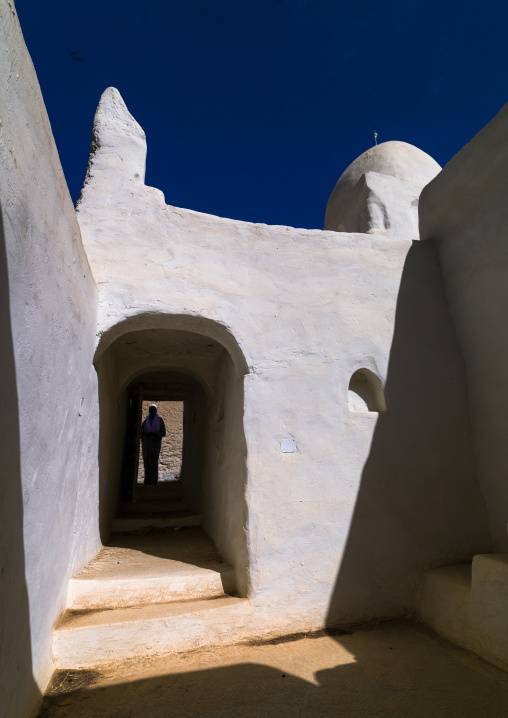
[420,102,508,552]
[0,3,100,716]
[201,348,249,596]
[77,87,491,635]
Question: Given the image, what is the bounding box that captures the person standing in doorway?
[141,403,166,485]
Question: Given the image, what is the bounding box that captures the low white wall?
[0,4,100,716]
[77,87,491,633]
[420,102,508,552]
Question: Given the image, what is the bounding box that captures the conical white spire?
[77,87,147,208]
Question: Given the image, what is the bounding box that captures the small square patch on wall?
[280,439,296,453]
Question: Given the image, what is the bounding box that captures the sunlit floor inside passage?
[65,527,236,612]
[40,619,508,717]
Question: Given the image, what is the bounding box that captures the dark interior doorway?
[120,371,207,513]
[137,400,184,484]
[95,319,250,596]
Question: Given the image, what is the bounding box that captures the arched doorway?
[94,315,250,596]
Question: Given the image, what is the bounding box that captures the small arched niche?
[348,368,386,413]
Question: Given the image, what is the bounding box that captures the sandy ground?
[39,619,508,717]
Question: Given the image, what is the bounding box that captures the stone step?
[119,500,189,514]
[53,596,254,669]
[135,483,183,501]
[417,563,471,628]
[67,530,235,610]
[416,555,508,670]
[112,510,200,532]
[471,553,508,601]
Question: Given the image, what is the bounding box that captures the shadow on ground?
[38,620,508,718]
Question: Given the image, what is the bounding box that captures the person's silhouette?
[140,404,166,485]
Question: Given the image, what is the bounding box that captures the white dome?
[324,141,441,237]
[336,141,441,189]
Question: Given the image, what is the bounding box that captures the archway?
[95,314,250,596]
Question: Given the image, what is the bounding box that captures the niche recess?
[348,368,386,413]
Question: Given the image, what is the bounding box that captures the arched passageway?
[94,315,250,596]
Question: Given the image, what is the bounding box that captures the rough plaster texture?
[76,87,490,634]
[201,348,249,595]
[419,103,508,552]
[324,141,441,238]
[0,3,100,716]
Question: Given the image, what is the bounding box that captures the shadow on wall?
[0,204,40,717]
[327,241,493,627]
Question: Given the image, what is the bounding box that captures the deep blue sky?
[17,0,508,229]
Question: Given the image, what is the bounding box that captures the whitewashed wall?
[1,7,503,715]
[78,88,491,636]
[420,102,508,553]
[0,4,100,716]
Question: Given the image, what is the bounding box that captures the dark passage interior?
[120,371,207,516]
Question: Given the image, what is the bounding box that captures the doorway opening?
[95,317,250,597]
[120,371,207,513]
[137,400,183,483]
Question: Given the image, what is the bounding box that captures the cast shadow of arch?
[0,204,40,716]
[327,240,492,628]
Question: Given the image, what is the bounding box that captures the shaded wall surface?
[0,207,37,718]
[97,348,128,541]
[201,349,249,596]
[420,102,508,551]
[327,242,492,626]
[0,3,100,716]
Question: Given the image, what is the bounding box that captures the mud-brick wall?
[138,401,184,482]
